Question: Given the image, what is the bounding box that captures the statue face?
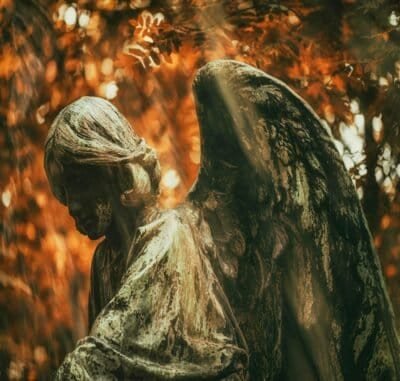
[62,164,113,240]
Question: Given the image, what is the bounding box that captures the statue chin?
[86,230,105,240]
[73,201,112,240]
[76,220,106,240]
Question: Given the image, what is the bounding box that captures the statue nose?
[68,199,83,219]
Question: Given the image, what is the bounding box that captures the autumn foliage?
[1,0,400,379]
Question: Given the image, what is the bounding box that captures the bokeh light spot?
[2,189,11,207]
[101,81,118,99]
[78,11,90,28]
[162,169,181,189]
[64,6,77,27]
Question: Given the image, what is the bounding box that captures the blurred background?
[0,0,400,379]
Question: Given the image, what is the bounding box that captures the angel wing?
[189,59,400,380]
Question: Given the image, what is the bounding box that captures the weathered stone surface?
[59,209,247,380]
[51,60,399,380]
[191,59,400,380]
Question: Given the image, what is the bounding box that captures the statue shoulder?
[125,208,189,266]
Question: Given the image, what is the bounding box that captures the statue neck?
[105,202,159,254]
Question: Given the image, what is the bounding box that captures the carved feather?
[190,59,400,380]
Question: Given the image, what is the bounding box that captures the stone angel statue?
[45,60,400,380]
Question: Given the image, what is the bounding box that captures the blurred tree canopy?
[0,0,399,379]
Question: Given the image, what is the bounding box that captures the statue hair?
[44,96,161,207]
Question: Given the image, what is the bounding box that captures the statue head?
[44,96,161,239]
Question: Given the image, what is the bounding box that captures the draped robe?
[56,205,248,380]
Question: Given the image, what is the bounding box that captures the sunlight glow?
[382,176,394,196]
[56,4,67,21]
[359,164,367,177]
[383,144,391,160]
[64,6,77,27]
[372,115,383,133]
[350,99,359,114]
[333,139,344,156]
[375,167,383,183]
[389,11,399,26]
[357,187,364,200]
[354,114,365,135]
[342,153,354,170]
[130,0,151,9]
[382,160,390,176]
[339,122,364,154]
[162,169,181,189]
[79,11,90,28]
[2,190,11,208]
[379,77,389,87]
[101,58,114,76]
[101,81,118,99]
